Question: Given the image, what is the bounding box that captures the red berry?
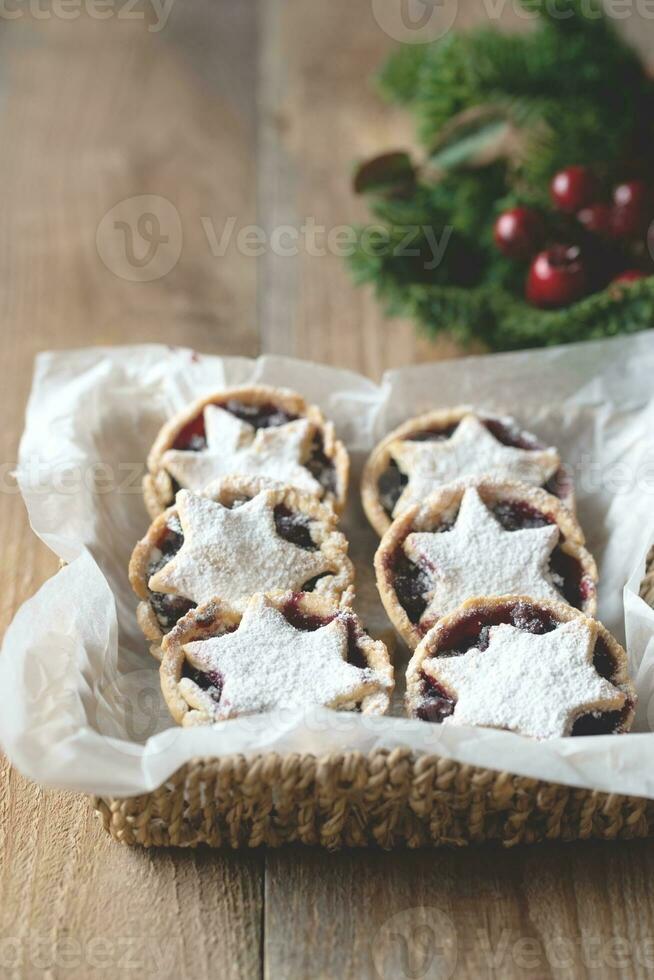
[610,206,645,239]
[577,202,611,237]
[526,245,588,309]
[493,207,545,259]
[550,166,598,213]
[612,270,646,284]
[613,180,649,210]
[610,181,652,239]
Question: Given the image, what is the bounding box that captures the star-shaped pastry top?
[428,618,626,738]
[149,489,334,609]
[389,415,560,517]
[180,594,387,719]
[162,405,321,495]
[403,487,561,622]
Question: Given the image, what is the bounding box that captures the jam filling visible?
[147,519,196,631]
[148,503,322,631]
[390,498,587,627]
[170,399,337,498]
[570,635,634,735]
[173,401,299,450]
[280,596,368,669]
[379,417,565,516]
[273,504,318,551]
[185,598,369,707]
[416,600,630,735]
[183,663,224,701]
[490,500,555,532]
[388,551,433,626]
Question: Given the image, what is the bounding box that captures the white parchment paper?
[3,335,654,798]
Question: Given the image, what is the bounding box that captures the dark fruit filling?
[172,413,207,451]
[170,400,337,498]
[436,600,557,658]
[150,591,196,633]
[392,498,587,623]
[483,417,539,451]
[378,461,407,515]
[491,500,554,532]
[223,399,299,429]
[570,636,634,735]
[549,548,592,609]
[149,501,327,630]
[273,506,333,593]
[279,596,368,669]
[181,619,238,704]
[273,504,317,551]
[379,417,566,516]
[147,519,196,630]
[173,400,299,450]
[306,435,337,494]
[491,500,587,608]
[183,662,224,701]
[417,674,456,723]
[389,550,431,625]
[570,708,626,736]
[417,600,629,735]
[184,603,369,708]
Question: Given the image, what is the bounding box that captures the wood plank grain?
[256,0,518,376]
[258,3,654,980]
[0,3,263,978]
[0,759,263,979]
[4,2,654,980]
[265,840,654,980]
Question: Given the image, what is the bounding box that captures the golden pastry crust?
[361,406,575,536]
[405,594,636,735]
[143,384,350,518]
[130,476,355,660]
[160,590,394,726]
[375,479,597,650]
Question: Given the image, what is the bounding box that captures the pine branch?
[349,0,654,351]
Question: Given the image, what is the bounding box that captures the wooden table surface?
[2,2,654,978]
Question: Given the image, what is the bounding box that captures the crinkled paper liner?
[3,336,654,808]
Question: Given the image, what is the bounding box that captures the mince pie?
[375,481,597,649]
[130,477,354,658]
[362,407,574,536]
[406,595,636,738]
[144,384,349,518]
[160,591,394,725]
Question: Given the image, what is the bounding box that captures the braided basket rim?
[93,553,654,848]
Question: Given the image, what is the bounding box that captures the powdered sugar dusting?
[403,487,562,621]
[182,595,388,719]
[149,490,334,608]
[162,404,321,494]
[390,414,560,516]
[430,618,625,738]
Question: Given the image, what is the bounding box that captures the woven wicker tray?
[93,549,654,849]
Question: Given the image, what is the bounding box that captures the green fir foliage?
[350,0,654,350]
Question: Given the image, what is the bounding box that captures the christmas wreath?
[349,0,654,350]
